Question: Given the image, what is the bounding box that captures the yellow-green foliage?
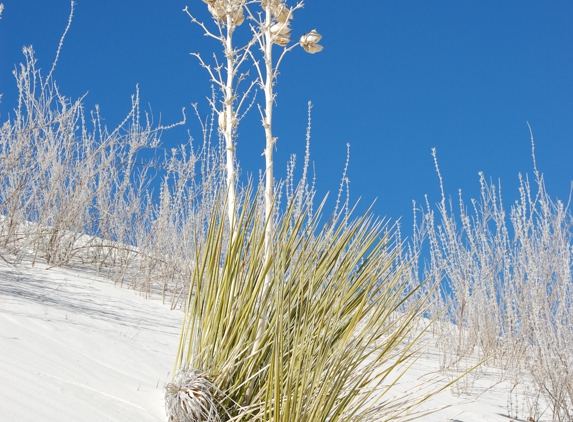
[172,189,435,422]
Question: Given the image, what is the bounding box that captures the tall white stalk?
[246,0,322,401]
[249,3,275,381]
[262,2,275,309]
[185,1,255,238]
[223,10,239,236]
[245,3,283,402]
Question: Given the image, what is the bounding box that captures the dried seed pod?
[218,110,226,131]
[273,34,290,47]
[208,3,226,20]
[232,7,244,26]
[300,29,322,45]
[261,0,275,8]
[300,29,323,54]
[270,22,291,36]
[302,43,323,54]
[272,4,291,23]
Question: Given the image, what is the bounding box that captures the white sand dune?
[0,260,546,421]
[0,260,182,421]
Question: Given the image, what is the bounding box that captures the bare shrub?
[415,144,573,420]
[0,47,229,307]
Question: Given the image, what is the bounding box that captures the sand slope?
[0,260,546,421]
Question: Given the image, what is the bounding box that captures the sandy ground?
[0,260,548,421]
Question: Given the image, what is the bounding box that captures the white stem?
[260,0,275,339]
[246,3,274,402]
[263,19,274,281]
[224,14,238,238]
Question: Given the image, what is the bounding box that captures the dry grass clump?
[166,368,222,422]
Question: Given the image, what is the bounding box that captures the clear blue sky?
[1,0,572,233]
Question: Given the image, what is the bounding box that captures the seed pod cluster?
[264,0,293,46]
[202,0,245,26]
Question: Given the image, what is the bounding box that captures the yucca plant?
[246,2,324,377]
[167,3,459,421]
[168,185,445,422]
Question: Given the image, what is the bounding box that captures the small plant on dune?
[179,0,326,408]
[169,187,446,422]
[166,1,467,422]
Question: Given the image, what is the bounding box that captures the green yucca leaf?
[171,186,457,422]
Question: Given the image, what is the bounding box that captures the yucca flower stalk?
[245,1,323,400]
[184,1,256,238]
[169,3,465,422]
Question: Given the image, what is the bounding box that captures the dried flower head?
[165,369,221,422]
[270,22,291,37]
[261,0,291,22]
[270,21,291,46]
[300,29,323,54]
[272,3,291,23]
[202,0,217,9]
[206,2,226,20]
[260,0,276,8]
[301,29,321,45]
[273,34,290,47]
[231,6,244,26]
[202,0,244,26]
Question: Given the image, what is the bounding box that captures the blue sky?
[1,0,572,233]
